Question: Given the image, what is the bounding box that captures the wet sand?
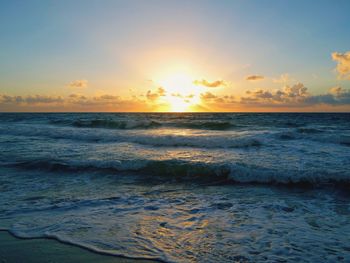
[0,231,157,263]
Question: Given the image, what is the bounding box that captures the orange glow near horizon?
[154,70,201,112]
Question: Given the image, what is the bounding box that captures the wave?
[336,136,350,146]
[50,119,237,130]
[296,127,323,134]
[275,129,350,147]
[172,121,235,130]
[125,135,262,148]
[276,127,324,140]
[71,119,162,129]
[3,123,350,149]
[0,125,262,148]
[7,158,350,186]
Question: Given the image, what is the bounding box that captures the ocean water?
[0,113,349,262]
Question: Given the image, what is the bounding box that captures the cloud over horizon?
[1,84,350,112]
[0,95,64,105]
[0,93,151,112]
[332,51,350,80]
[241,83,309,105]
[241,84,350,107]
[196,83,350,111]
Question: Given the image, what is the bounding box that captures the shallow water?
[0,113,349,262]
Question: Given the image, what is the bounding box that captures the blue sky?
[0,0,349,111]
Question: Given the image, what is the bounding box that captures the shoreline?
[0,230,159,263]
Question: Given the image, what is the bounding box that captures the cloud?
[241,83,309,105]
[146,91,159,101]
[68,79,88,88]
[332,51,350,80]
[198,83,347,109]
[329,86,344,96]
[200,92,217,100]
[0,93,154,112]
[69,93,86,99]
[193,79,226,88]
[1,85,349,112]
[97,94,120,101]
[157,87,166,96]
[273,73,291,84]
[241,83,350,107]
[246,75,264,81]
[305,86,350,105]
[0,94,64,105]
[199,92,233,104]
[25,95,64,104]
[171,93,194,99]
[146,87,166,101]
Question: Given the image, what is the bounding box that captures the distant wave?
[275,129,350,146]
[175,121,235,130]
[0,125,262,148]
[3,123,350,148]
[72,119,161,129]
[296,127,324,134]
[125,135,262,148]
[50,119,238,131]
[7,158,350,186]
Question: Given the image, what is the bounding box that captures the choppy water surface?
[0,113,349,262]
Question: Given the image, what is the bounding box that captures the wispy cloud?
[193,79,226,88]
[68,79,88,88]
[332,51,350,80]
[272,73,292,84]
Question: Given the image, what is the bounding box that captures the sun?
[155,71,201,112]
[165,96,191,112]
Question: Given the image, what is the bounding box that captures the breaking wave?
[7,158,350,186]
[0,125,262,148]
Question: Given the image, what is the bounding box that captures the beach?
[0,230,155,263]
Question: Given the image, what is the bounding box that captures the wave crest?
[72,119,161,129]
[8,158,350,186]
[51,119,238,130]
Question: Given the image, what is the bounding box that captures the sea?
[0,113,349,262]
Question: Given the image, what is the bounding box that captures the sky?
[0,0,350,112]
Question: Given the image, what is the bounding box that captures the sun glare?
[155,71,200,112]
